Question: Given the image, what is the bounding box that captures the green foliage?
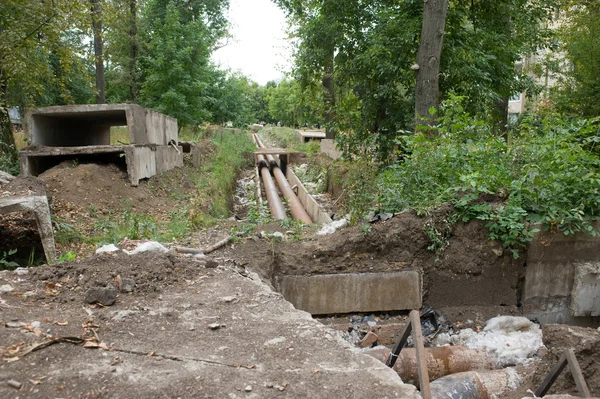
[190,128,255,227]
[0,249,19,269]
[376,98,600,256]
[330,159,378,224]
[57,251,77,264]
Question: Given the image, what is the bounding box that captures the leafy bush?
[374,97,600,256]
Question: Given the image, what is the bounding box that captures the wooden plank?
[535,352,568,397]
[565,349,592,398]
[386,318,412,368]
[410,309,431,399]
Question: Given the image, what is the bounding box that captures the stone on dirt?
[359,331,379,348]
[117,276,135,293]
[84,287,118,306]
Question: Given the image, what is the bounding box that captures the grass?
[189,128,255,228]
[110,126,130,145]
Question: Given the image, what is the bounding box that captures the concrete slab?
[155,145,183,174]
[524,228,600,326]
[0,195,56,264]
[286,168,332,225]
[570,262,600,317]
[125,146,156,186]
[0,255,421,398]
[321,139,342,160]
[278,271,422,315]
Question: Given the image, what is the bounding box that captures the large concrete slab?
[279,271,422,315]
[286,168,332,224]
[125,146,156,186]
[0,255,420,398]
[524,228,600,326]
[155,145,183,174]
[570,262,600,317]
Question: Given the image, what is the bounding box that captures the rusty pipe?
[256,151,286,220]
[366,346,496,384]
[429,369,523,399]
[254,134,312,224]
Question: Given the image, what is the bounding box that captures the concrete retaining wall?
[524,228,600,326]
[125,146,156,186]
[285,168,332,224]
[278,271,422,315]
[156,146,183,174]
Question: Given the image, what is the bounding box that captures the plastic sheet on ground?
[317,218,348,235]
[124,241,169,255]
[95,244,120,254]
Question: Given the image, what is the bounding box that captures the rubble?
[84,287,118,306]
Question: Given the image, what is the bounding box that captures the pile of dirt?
[236,210,525,310]
[40,162,169,215]
[539,324,600,396]
[21,251,207,304]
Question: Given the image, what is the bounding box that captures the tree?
[138,0,229,127]
[90,0,106,103]
[415,0,449,131]
[0,0,87,173]
[554,1,600,116]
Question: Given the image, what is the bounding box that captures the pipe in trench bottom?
[254,134,312,224]
[429,368,523,399]
[366,346,496,384]
[257,154,286,220]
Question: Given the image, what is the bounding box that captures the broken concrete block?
[359,331,379,348]
[85,287,117,306]
[279,271,421,315]
[570,262,600,317]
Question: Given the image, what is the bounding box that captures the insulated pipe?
[366,346,496,384]
[253,134,287,220]
[254,135,313,224]
[429,369,523,399]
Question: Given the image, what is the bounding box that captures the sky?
[212,0,293,85]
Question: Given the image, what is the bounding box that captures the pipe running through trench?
[253,134,312,224]
[253,135,286,220]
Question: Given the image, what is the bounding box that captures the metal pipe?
[254,134,312,224]
[366,346,496,384]
[256,153,286,220]
[253,135,286,220]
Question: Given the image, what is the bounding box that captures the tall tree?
[414,0,449,131]
[90,0,106,104]
[129,0,138,102]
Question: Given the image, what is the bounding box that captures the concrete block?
[279,271,421,315]
[570,262,600,317]
[125,146,156,186]
[145,110,166,145]
[155,146,183,174]
[286,168,332,224]
[165,117,178,144]
[320,139,342,160]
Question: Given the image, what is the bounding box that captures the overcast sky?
[212,0,292,85]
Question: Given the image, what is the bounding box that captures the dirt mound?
[237,210,525,310]
[539,324,600,396]
[39,162,165,214]
[24,251,206,304]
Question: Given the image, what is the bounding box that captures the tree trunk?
[493,96,509,138]
[129,0,137,103]
[415,0,449,134]
[0,70,19,174]
[322,48,335,139]
[91,0,106,104]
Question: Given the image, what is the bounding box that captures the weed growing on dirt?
[374,96,600,257]
[189,128,255,228]
[330,159,378,225]
[0,249,19,269]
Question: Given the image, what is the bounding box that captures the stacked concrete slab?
[20,104,183,185]
[524,226,600,326]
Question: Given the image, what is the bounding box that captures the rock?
[7,379,22,390]
[245,385,252,392]
[359,331,379,348]
[112,310,137,321]
[205,260,218,269]
[221,296,237,303]
[85,287,117,306]
[208,323,221,330]
[117,276,135,293]
[0,284,14,293]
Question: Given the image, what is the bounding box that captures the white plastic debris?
[13,267,29,276]
[95,244,120,254]
[124,241,169,255]
[433,316,543,367]
[317,218,348,235]
[0,284,14,293]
